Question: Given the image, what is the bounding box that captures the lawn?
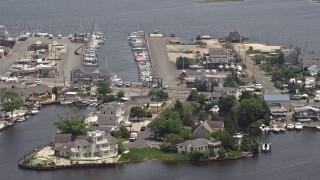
[119,147,190,162]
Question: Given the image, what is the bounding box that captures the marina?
[1,0,320,179]
[128,31,155,86]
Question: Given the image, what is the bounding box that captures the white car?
[34,79,42,85]
[255,83,263,90]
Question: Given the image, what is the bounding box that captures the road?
[233,43,280,94]
[148,37,183,90]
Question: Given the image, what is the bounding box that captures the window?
[110,117,112,120]
[111,111,113,114]
[104,111,105,114]
[97,145,100,148]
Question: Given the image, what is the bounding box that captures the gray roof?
[54,134,72,144]
[299,53,320,61]
[308,64,319,71]
[177,138,220,147]
[209,48,228,55]
[27,84,52,93]
[105,135,117,144]
[264,94,290,102]
[205,120,224,130]
[293,106,320,113]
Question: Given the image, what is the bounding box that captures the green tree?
[176,56,194,69]
[237,97,268,127]
[97,81,113,103]
[218,95,237,112]
[187,89,199,101]
[130,106,145,121]
[148,88,168,100]
[0,90,23,117]
[54,116,88,136]
[198,112,208,121]
[116,91,125,99]
[212,130,236,151]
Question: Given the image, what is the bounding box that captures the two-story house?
[298,53,320,70]
[207,48,229,69]
[98,102,129,128]
[70,130,118,160]
[293,106,320,122]
[193,120,224,139]
[208,86,240,104]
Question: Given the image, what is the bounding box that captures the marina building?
[70,66,111,84]
[263,94,291,112]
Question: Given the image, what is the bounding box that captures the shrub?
[146,111,152,118]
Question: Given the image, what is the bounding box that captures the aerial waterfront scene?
[1,0,320,179]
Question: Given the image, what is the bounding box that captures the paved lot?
[148,37,182,90]
[0,37,83,84]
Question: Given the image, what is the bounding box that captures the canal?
[1,105,320,180]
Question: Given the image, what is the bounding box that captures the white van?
[130,133,138,142]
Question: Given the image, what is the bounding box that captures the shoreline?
[18,145,253,171]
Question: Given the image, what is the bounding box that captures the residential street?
[233,43,280,94]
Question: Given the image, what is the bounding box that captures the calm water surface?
[1,0,320,179]
[1,0,320,81]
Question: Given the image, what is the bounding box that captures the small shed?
[264,94,291,111]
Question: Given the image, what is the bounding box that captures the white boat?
[295,122,303,130]
[233,133,243,139]
[260,124,270,132]
[31,108,40,115]
[16,116,26,122]
[261,143,271,152]
[279,127,286,132]
[272,127,280,133]
[286,123,295,130]
[317,126,320,130]
[210,105,219,114]
[60,101,73,105]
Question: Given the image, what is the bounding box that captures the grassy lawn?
[246,49,261,54]
[240,76,256,82]
[226,151,244,158]
[119,147,191,162]
[199,0,243,3]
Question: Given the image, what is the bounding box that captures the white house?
[176,138,221,154]
[307,65,319,76]
[70,130,118,160]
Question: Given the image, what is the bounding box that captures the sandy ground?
[166,39,222,63]
[33,146,116,166]
[242,42,282,52]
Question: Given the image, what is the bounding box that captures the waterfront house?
[292,106,320,122]
[53,130,118,160]
[264,94,291,112]
[14,84,52,101]
[307,65,319,76]
[193,120,224,139]
[176,138,221,154]
[70,130,118,160]
[269,104,287,121]
[298,53,320,70]
[227,30,241,43]
[208,86,240,103]
[70,65,111,84]
[283,47,300,65]
[97,102,129,128]
[207,48,229,69]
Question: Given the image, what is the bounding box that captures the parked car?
[140,126,146,131]
[34,79,42,85]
